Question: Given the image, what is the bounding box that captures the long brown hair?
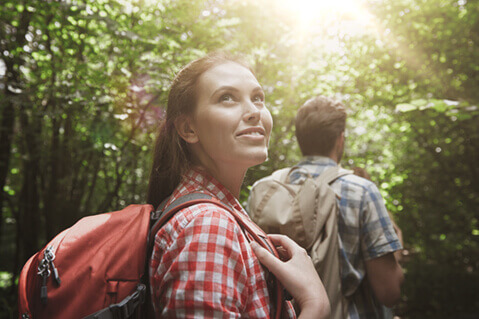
[146,52,252,208]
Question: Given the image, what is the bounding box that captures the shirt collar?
[175,168,245,213]
[298,155,338,167]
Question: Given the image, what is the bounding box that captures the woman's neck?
[194,164,246,198]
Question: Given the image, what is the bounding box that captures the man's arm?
[361,182,405,307]
[365,253,404,307]
[387,211,404,263]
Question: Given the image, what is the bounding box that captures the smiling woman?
[146,52,330,319]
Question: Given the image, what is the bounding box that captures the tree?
[1,0,478,317]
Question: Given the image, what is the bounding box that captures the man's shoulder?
[337,171,375,189]
[334,173,382,201]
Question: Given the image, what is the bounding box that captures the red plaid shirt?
[149,168,296,318]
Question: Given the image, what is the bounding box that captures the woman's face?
[182,61,273,172]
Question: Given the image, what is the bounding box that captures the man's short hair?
[295,96,347,156]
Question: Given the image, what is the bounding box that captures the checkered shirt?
[149,168,296,318]
[289,156,402,319]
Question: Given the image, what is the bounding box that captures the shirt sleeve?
[151,205,271,318]
[360,182,403,260]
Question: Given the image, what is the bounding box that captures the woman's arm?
[151,207,274,318]
[250,234,330,319]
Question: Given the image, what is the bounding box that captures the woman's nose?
[243,101,261,123]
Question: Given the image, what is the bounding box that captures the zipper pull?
[44,246,61,285]
[37,245,59,305]
[50,260,61,285]
[39,267,49,305]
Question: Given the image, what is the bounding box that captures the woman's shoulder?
[179,201,239,228]
[154,201,243,247]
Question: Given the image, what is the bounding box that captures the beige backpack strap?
[314,165,352,319]
[271,167,292,182]
[317,166,352,185]
[271,166,311,183]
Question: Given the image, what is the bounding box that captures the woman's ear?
[174,116,199,144]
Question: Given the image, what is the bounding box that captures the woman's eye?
[220,94,234,102]
[252,95,264,103]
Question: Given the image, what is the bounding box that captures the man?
[291,96,404,318]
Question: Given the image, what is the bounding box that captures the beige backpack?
[248,166,352,319]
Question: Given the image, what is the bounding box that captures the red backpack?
[18,193,285,319]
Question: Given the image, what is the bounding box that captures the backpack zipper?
[37,245,61,305]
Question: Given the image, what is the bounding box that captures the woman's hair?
[146,52,252,208]
[295,96,347,156]
[352,166,371,180]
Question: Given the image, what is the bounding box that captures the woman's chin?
[245,152,268,167]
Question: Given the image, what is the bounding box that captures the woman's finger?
[275,246,290,260]
[267,234,296,250]
[251,235,330,318]
[267,234,307,258]
[250,242,284,275]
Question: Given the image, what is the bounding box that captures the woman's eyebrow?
[210,85,264,99]
[252,86,264,94]
[210,86,240,98]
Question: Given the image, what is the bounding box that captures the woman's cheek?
[264,110,273,138]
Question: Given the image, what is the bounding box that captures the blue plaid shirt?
[289,156,402,319]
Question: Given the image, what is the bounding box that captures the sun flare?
[280,0,375,34]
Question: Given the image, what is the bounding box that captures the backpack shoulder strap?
[271,167,293,182]
[317,166,353,185]
[149,193,215,244]
[271,166,313,183]
[148,193,284,319]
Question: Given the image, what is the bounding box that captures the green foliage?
[1,0,478,318]
[0,272,12,289]
[388,107,479,317]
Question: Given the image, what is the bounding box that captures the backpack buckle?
[104,284,146,319]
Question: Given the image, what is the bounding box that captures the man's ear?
[339,131,345,147]
[174,116,199,144]
[331,131,345,163]
[337,131,345,153]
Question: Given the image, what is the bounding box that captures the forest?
[0,0,478,317]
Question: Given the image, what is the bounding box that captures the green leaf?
[396,103,417,113]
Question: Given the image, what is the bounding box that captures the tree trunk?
[43,117,60,240]
[0,95,15,248]
[16,107,42,272]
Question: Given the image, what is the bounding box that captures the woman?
[147,52,329,318]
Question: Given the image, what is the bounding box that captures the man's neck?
[303,154,338,164]
[328,153,339,164]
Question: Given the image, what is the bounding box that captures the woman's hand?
[250,234,330,319]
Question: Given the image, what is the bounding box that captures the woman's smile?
[236,126,266,140]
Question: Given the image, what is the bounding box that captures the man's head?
[295,96,347,162]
